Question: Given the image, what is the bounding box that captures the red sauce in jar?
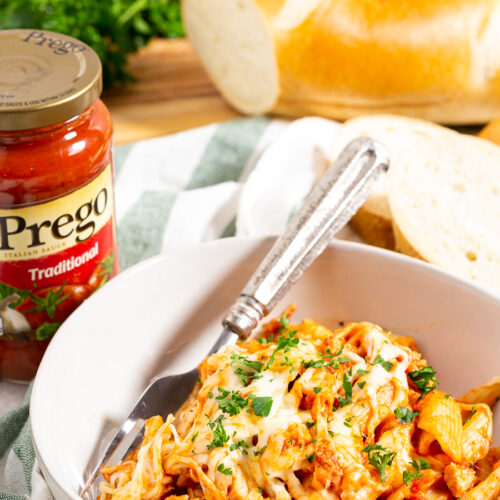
[0,30,118,381]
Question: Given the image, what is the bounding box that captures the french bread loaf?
[389,135,500,293]
[329,115,457,249]
[182,0,500,124]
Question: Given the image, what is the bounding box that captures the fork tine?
[120,424,145,463]
[80,417,142,497]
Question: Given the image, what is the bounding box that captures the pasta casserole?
[99,311,500,499]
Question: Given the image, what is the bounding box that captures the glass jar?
[0,30,118,381]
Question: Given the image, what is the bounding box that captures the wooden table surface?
[102,39,241,145]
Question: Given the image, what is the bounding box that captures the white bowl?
[30,237,500,500]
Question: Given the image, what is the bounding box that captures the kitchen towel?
[0,115,359,499]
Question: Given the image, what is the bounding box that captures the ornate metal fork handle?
[222,137,389,336]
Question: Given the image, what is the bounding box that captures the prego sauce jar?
[0,30,118,381]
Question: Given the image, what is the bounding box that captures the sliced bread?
[389,134,500,294]
[329,115,457,249]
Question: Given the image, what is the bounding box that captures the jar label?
[0,164,118,342]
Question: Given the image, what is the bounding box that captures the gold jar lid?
[0,29,102,131]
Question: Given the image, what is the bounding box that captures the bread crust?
[271,0,500,124]
[392,221,425,260]
[185,0,500,124]
[274,99,500,126]
[329,114,456,249]
[350,206,395,250]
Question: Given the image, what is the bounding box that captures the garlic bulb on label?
[0,294,31,336]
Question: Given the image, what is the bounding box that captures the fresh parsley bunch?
[0,0,184,86]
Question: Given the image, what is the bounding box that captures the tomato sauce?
[0,100,112,206]
[0,30,118,381]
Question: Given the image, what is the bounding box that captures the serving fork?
[81,137,389,498]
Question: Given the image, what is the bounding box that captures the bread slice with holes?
[389,134,500,294]
[329,115,457,249]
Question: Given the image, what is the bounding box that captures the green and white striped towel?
[1,115,359,499]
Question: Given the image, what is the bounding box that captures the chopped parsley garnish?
[280,356,295,373]
[402,470,420,486]
[357,369,369,376]
[328,430,334,437]
[230,440,249,455]
[465,405,476,423]
[343,421,352,428]
[411,458,431,470]
[403,458,430,485]
[321,347,333,358]
[258,336,271,344]
[231,353,264,373]
[338,373,353,407]
[305,421,317,428]
[301,358,325,369]
[217,463,233,475]
[254,445,267,456]
[266,329,299,368]
[252,396,273,417]
[334,345,344,356]
[321,345,351,369]
[374,355,394,372]
[357,381,367,389]
[362,444,396,482]
[394,407,419,424]
[257,487,263,494]
[408,366,438,398]
[337,356,351,364]
[230,353,264,385]
[190,432,199,442]
[216,387,251,416]
[279,314,290,331]
[306,452,316,463]
[313,387,322,394]
[207,415,229,450]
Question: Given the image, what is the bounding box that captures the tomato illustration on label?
[0,246,117,340]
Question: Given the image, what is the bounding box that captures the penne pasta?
[417,392,463,463]
[463,465,500,500]
[443,462,476,497]
[460,403,493,463]
[98,318,498,500]
[460,376,500,408]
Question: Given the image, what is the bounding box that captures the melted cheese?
[251,372,303,448]
[99,320,486,500]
